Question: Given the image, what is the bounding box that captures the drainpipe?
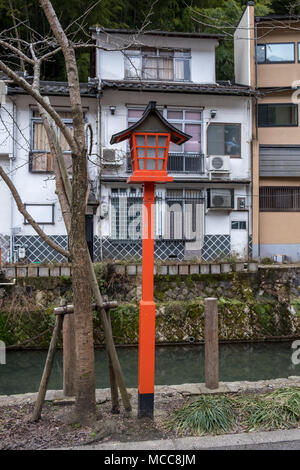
[9,98,17,263]
[96,60,103,260]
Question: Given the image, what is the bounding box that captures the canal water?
[0,341,299,395]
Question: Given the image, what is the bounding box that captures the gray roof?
[7,80,98,97]
[91,28,224,41]
[101,80,258,96]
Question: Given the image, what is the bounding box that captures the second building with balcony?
[92,28,256,261]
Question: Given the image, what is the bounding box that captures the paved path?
[59,428,300,451]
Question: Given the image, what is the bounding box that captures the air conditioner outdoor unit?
[207,188,234,210]
[101,148,122,166]
[207,155,231,176]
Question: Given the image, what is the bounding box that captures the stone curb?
[63,428,300,451]
[1,376,300,407]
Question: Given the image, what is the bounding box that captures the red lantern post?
[110,102,191,418]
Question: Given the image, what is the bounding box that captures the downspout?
[9,98,17,263]
[254,19,260,258]
[97,76,103,261]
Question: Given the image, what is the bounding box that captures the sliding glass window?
[257,43,295,64]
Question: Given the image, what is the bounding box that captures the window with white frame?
[30,110,73,173]
[127,108,202,153]
[125,47,191,81]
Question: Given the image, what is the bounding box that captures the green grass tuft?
[166,395,236,436]
[166,388,300,436]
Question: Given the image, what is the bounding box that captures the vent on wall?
[207,188,234,210]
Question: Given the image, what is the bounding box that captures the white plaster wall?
[0,94,98,238]
[234,6,251,86]
[97,34,218,84]
[100,90,252,180]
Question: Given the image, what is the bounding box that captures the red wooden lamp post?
[110,102,190,418]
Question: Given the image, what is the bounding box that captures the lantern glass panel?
[157,159,163,170]
[137,147,146,157]
[139,159,145,169]
[147,147,156,157]
[147,135,156,146]
[158,136,167,146]
[146,159,156,170]
[157,147,165,158]
[136,135,145,145]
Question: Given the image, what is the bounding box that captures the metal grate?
[260,186,300,211]
[0,234,10,264]
[126,153,204,174]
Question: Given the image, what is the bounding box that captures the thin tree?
[0,0,133,424]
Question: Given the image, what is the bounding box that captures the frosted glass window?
[167,111,183,120]
[128,109,143,119]
[185,111,202,121]
[185,124,201,152]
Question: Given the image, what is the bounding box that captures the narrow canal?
[0,341,299,395]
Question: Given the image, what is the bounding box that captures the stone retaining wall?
[1,376,300,406]
[0,264,300,347]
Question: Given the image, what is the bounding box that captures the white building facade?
[93,29,255,261]
[0,29,256,264]
[0,81,99,264]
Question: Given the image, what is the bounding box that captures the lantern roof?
[110,101,191,145]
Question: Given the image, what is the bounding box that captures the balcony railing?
[126,153,204,174]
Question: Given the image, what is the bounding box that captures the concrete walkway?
[60,428,300,450]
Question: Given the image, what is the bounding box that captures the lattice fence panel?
[201,235,231,261]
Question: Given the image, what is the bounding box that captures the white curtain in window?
[174,60,184,80]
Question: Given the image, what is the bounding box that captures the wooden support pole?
[106,310,120,414]
[63,313,76,397]
[31,314,63,422]
[204,297,219,390]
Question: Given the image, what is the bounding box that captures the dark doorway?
[85,214,94,261]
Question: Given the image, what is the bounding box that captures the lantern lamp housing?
[110,101,191,184]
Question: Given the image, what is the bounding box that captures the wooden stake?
[31,314,63,422]
[63,313,76,397]
[106,310,120,414]
[204,297,219,390]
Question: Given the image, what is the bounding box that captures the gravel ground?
[0,398,185,450]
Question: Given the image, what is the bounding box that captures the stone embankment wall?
[0,262,300,348]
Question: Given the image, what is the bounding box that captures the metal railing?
[126,153,204,174]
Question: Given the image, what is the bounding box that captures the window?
[231,221,246,230]
[125,47,191,81]
[128,108,202,154]
[30,110,73,173]
[207,123,241,157]
[24,204,54,224]
[258,103,298,127]
[167,110,202,153]
[260,187,300,211]
[256,43,295,63]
